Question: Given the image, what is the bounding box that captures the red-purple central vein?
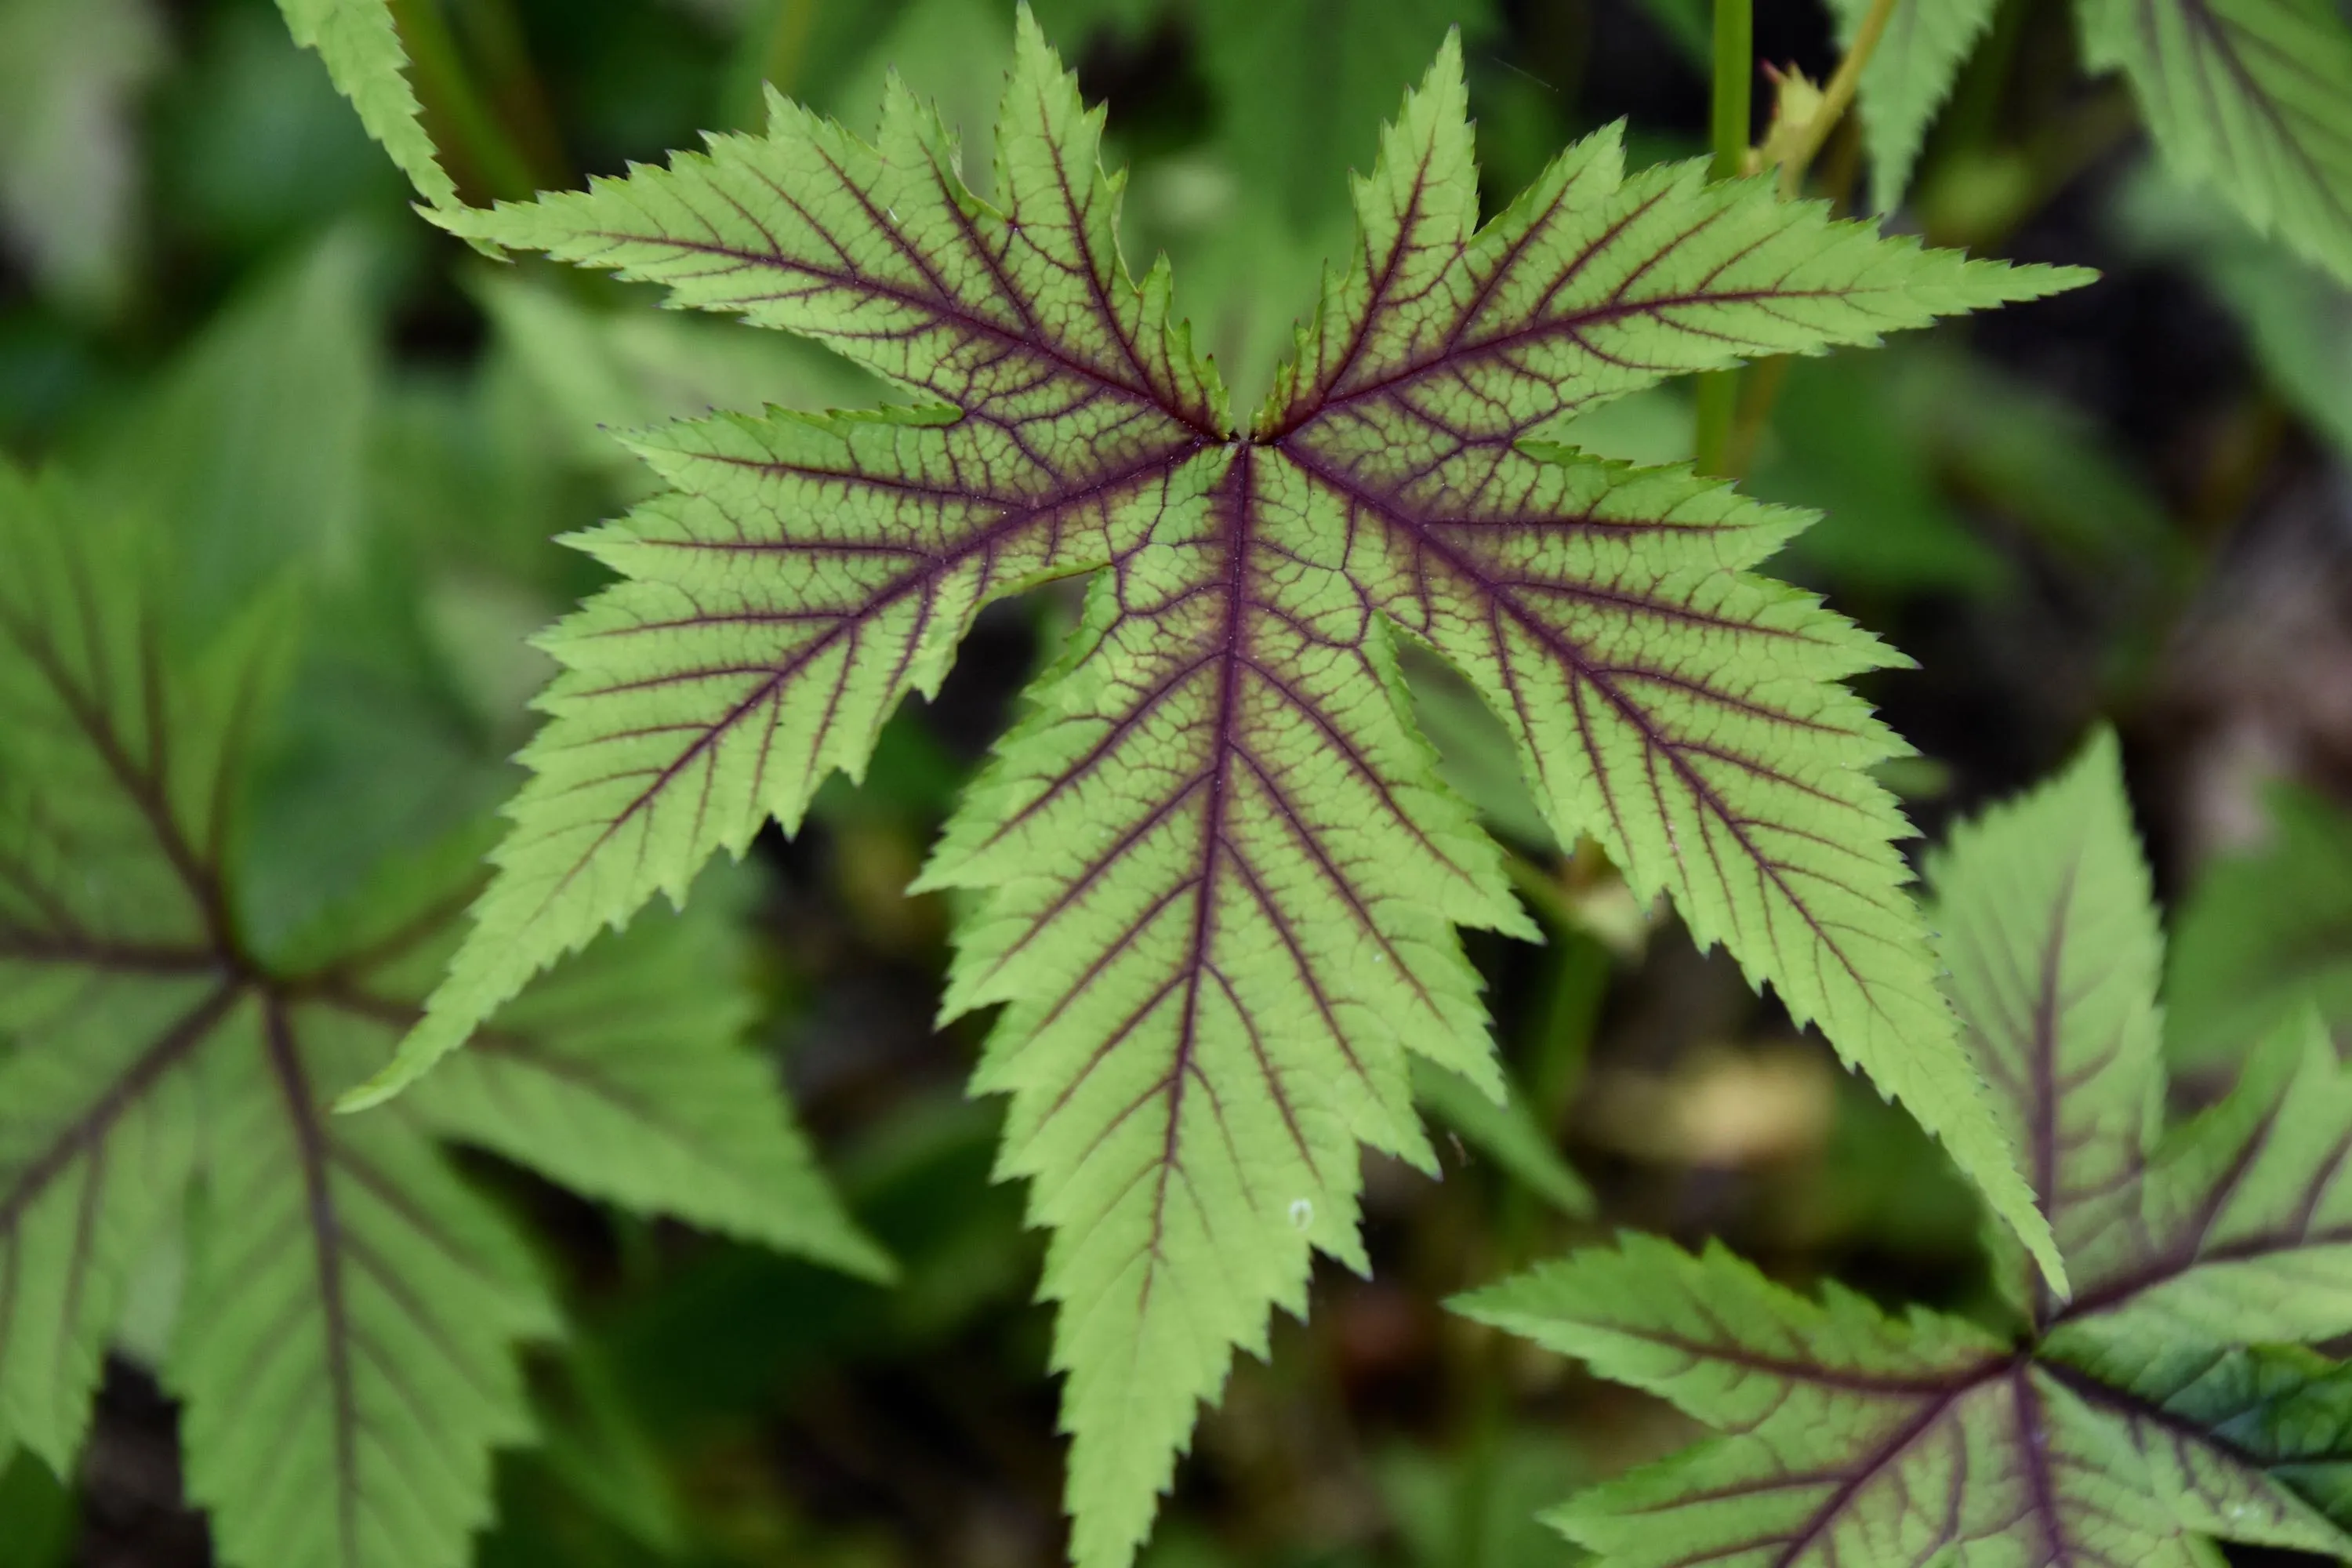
[1144,445,1255,1295]
[264,997,360,1568]
[547,437,1205,912]
[1276,437,1866,996]
[2027,864,2079,1224]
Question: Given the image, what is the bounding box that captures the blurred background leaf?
[2,1,2350,1565]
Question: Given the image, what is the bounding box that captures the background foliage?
[1,0,2350,1566]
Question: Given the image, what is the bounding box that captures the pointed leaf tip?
[409,33,2140,1563]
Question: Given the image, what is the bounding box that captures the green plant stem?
[1695,0,1754,474]
[1526,925,1609,1128]
[388,0,543,201]
[445,0,569,190]
[1708,0,1752,180]
[1711,0,1896,473]
[1777,0,1900,198]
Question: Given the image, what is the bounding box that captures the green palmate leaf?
[1460,731,2352,1565]
[274,0,459,213]
[1829,0,2003,214]
[383,17,2089,1563]
[2166,783,2352,1067]
[0,466,883,1568]
[2078,0,2352,285]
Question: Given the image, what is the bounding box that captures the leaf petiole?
[1772,0,1901,198]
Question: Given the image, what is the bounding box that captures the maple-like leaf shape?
[375,17,2089,1564]
[1459,731,2352,1566]
[2080,0,2352,285]
[0,464,886,1568]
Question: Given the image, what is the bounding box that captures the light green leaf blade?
[2049,1009,2352,1356]
[1828,0,2003,213]
[368,21,2111,1562]
[1455,1232,2007,1423]
[302,837,891,1280]
[364,14,1223,1108]
[918,486,1530,1568]
[1264,44,2083,1290]
[2124,1345,2352,1519]
[0,978,213,1471]
[0,466,271,1468]
[1926,728,2166,1290]
[1263,114,2094,437]
[1467,752,2352,1566]
[1553,1362,2339,1565]
[274,0,459,212]
[2166,784,2352,1066]
[2078,0,2352,284]
[171,995,558,1568]
[0,463,877,1568]
[1460,1235,2349,1564]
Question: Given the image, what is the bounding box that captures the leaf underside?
[0,467,883,1568]
[379,16,2091,1566]
[1460,733,2352,1566]
[2081,0,2352,285]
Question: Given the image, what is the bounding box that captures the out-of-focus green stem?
[387,0,542,201]
[1719,0,1899,473]
[446,0,569,190]
[1777,0,1899,198]
[728,0,822,129]
[1708,0,1752,181]
[1695,0,1752,474]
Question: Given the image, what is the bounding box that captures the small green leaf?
[1926,727,2164,1305]
[1461,733,2352,1565]
[2079,0,2352,285]
[1829,0,2003,213]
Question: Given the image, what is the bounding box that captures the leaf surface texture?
[0,469,882,1568]
[2081,0,2352,283]
[1461,731,2352,1566]
[390,20,2092,1563]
